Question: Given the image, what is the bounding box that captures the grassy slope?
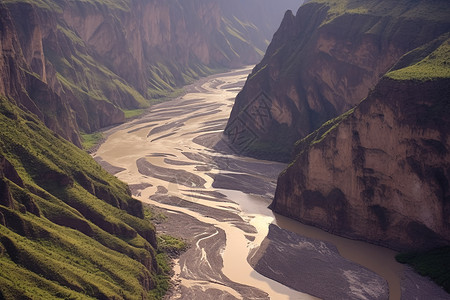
[387,36,450,81]
[0,96,169,299]
[311,0,450,22]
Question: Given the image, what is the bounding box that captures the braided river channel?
[94,67,407,299]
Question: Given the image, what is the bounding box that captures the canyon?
[1,0,449,298]
[1,0,300,146]
[227,0,450,251]
[95,67,448,299]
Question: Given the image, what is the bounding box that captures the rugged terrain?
[0,93,169,298]
[0,0,301,298]
[272,34,450,251]
[223,0,450,292]
[1,0,299,146]
[225,0,450,161]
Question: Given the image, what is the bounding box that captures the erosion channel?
[94,67,406,299]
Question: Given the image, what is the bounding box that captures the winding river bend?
[94,67,404,299]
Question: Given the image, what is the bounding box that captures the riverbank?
[93,67,449,299]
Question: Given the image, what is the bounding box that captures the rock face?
[224,0,450,162]
[1,0,298,145]
[271,34,450,251]
[0,3,82,146]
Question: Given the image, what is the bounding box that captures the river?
[94,67,404,299]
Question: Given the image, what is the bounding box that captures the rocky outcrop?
[271,35,450,251]
[1,0,298,146]
[0,3,82,146]
[224,0,450,162]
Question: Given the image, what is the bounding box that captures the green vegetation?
[310,0,450,24]
[294,107,355,151]
[144,206,168,224]
[80,131,104,150]
[0,96,170,299]
[396,247,450,293]
[123,109,146,120]
[157,235,188,256]
[3,0,62,12]
[387,38,450,81]
[280,107,356,174]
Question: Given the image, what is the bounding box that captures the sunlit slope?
[0,96,168,299]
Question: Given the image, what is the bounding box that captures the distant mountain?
[1,0,301,146]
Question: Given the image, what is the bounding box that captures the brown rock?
[225,1,450,161]
[271,77,450,251]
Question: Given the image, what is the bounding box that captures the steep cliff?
[0,94,169,298]
[2,0,298,145]
[224,0,450,162]
[271,34,450,251]
[0,3,82,146]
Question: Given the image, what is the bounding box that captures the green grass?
[396,247,450,293]
[310,0,450,24]
[157,235,188,256]
[80,132,104,150]
[0,96,170,299]
[123,109,146,119]
[300,107,355,147]
[387,38,450,81]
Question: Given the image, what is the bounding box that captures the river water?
[94,67,404,299]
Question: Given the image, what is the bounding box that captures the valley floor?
[93,68,449,300]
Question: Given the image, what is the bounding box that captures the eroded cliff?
[271,35,450,251]
[224,0,450,162]
[2,0,298,145]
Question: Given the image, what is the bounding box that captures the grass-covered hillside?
[0,96,169,299]
[387,34,450,81]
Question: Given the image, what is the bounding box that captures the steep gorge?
[225,0,450,252]
[224,0,450,292]
[0,0,300,298]
[272,37,450,251]
[2,0,299,146]
[225,0,450,162]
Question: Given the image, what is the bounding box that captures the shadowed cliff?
[224,0,450,162]
[1,0,299,146]
[272,33,450,251]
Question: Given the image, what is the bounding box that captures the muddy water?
[95,67,403,299]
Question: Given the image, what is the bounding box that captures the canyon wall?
[224,0,450,162]
[224,0,450,251]
[271,34,450,251]
[1,0,299,145]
